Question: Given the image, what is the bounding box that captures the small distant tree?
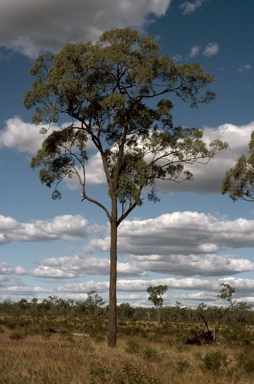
[24,27,227,347]
[117,302,135,319]
[222,131,254,201]
[147,285,168,322]
[197,302,207,311]
[195,283,237,343]
[217,283,235,305]
[213,283,237,338]
[85,290,105,316]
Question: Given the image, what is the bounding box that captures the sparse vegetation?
[1,296,254,383]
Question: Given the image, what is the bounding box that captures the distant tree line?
[0,289,253,327]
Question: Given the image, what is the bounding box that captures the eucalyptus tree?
[23,27,227,347]
[198,283,237,342]
[217,283,235,305]
[147,285,168,322]
[85,290,105,316]
[222,131,254,201]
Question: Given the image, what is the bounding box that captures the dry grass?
[1,327,254,384]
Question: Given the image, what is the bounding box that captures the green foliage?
[118,302,135,319]
[5,320,17,330]
[221,325,254,346]
[93,334,105,343]
[147,285,168,323]
[24,27,228,347]
[200,351,229,373]
[2,295,254,330]
[222,131,254,201]
[237,349,254,374]
[141,346,159,361]
[25,27,227,210]
[125,339,141,354]
[82,290,105,317]
[175,358,191,373]
[114,361,145,384]
[218,283,235,304]
[90,362,110,384]
[30,127,88,199]
[114,360,163,384]
[125,339,160,363]
[147,377,163,384]
[90,357,160,384]
[147,285,168,308]
[9,331,25,340]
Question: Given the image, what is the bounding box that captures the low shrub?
[125,339,141,354]
[89,362,110,384]
[200,350,228,373]
[114,360,163,384]
[9,331,25,340]
[141,346,159,362]
[114,361,145,384]
[236,349,254,374]
[175,358,191,373]
[93,334,105,343]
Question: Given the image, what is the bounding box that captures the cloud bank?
[1,211,254,280]
[0,214,90,244]
[0,0,172,57]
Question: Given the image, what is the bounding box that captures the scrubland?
[1,313,254,384]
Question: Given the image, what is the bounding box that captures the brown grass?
[1,326,254,383]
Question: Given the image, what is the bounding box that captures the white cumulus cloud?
[180,0,205,15]
[33,254,145,278]
[190,45,200,57]
[0,214,90,244]
[0,0,173,57]
[203,42,219,57]
[0,117,48,154]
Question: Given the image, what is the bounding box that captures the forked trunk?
[108,198,118,348]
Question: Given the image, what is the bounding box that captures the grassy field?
[1,315,254,383]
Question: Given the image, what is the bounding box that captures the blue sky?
[1,0,254,308]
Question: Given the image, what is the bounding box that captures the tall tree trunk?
[108,196,118,348]
[157,306,161,323]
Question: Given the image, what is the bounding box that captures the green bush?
[90,362,110,384]
[5,320,16,330]
[201,350,228,373]
[125,339,141,354]
[237,350,254,374]
[141,346,159,362]
[176,358,191,373]
[9,331,24,340]
[114,360,163,384]
[93,334,105,343]
[114,361,145,384]
[148,377,163,384]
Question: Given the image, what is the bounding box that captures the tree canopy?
[217,283,235,305]
[147,285,168,323]
[24,27,228,347]
[222,131,254,201]
[147,285,168,308]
